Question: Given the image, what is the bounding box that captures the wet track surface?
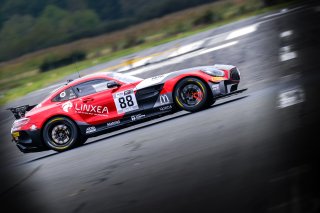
[1,2,320,212]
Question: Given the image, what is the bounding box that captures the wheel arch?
[40,114,80,147]
[171,75,214,106]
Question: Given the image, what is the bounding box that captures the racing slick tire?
[43,117,80,152]
[173,77,211,112]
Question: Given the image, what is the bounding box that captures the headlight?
[201,67,225,77]
[12,117,30,131]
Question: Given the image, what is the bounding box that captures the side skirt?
[82,105,174,137]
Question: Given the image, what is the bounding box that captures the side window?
[53,88,77,102]
[73,79,110,97]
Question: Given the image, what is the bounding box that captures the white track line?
[28,5,310,99]
[124,6,307,73]
[280,52,297,61]
[261,8,288,19]
[260,6,305,19]
[277,86,305,108]
[168,40,204,58]
[198,41,238,55]
[126,41,238,76]
[280,30,292,38]
[279,46,297,62]
[225,24,258,40]
[123,6,307,73]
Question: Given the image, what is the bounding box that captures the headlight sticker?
[202,67,225,77]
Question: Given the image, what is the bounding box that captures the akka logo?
[62,101,73,112]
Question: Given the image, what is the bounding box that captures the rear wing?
[7,105,36,119]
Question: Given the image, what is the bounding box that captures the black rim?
[179,83,204,106]
[49,123,72,146]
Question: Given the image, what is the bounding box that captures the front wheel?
[173,77,211,112]
[43,117,80,152]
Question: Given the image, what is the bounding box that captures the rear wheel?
[173,77,211,112]
[43,117,80,152]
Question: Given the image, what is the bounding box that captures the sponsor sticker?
[62,101,73,112]
[159,94,170,105]
[86,126,96,134]
[60,91,66,98]
[75,103,109,116]
[107,120,120,127]
[159,105,172,111]
[211,84,220,91]
[151,74,165,80]
[131,114,145,121]
[30,124,37,131]
[62,100,109,116]
[124,90,132,96]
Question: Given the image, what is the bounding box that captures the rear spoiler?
[7,105,36,119]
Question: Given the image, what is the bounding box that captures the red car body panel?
[9,65,243,152]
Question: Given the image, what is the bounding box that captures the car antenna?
[73,54,81,79]
[66,54,81,84]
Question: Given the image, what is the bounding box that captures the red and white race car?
[9,64,246,153]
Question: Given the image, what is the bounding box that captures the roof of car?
[47,72,111,97]
[66,72,112,87]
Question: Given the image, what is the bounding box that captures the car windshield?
[106,72,142,84]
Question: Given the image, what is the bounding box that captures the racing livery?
[9,65,246,153]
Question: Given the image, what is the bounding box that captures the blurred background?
[0,0,290,105]
[0,0,319,212]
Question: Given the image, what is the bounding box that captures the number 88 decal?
[114,90,139,113]
[119,95,134,108]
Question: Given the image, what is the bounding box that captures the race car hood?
[212,64,236,71]
[134,67,206,90]
[135,73,171,90]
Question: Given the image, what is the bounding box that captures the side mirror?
[107,81,121,88]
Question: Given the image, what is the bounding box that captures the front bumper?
[208,67,241,97]
[209,80,239,97]
[11,130,47,153]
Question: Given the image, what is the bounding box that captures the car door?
[71,79,120,125]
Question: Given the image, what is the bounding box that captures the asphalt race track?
[1,2,320,212]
